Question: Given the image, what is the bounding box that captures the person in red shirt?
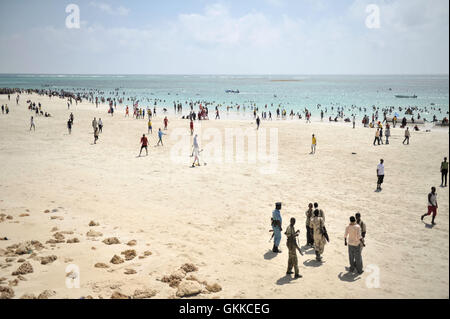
[164,117,169,130]
[190,120,194,136]
[139,134,149,156]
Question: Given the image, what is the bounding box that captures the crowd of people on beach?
[1,89,448,286]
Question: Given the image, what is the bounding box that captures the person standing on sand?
[311,134,317,154]
[344,216,364,274]
[94,127,99,144]
[305,203,314,246]
[403,127,410,145]
[92,118,98,133]
[352,115,356,129]
[355,212,366,256]
[313,203,325,222]
[156,128,166,146]
[285,217,303,278]
[1,105,4,114]
[256,116,261,130]
[421,187,438,225]
[148,119,153,134]
[139,134,149,157]
[98,118,103,133]
[67,119,72,134]
[310,209,326,262]
[440,157,448,187]
[192,134,200,167]
[373,129,380,146]
[190,120,194,136]
[30,116,35,131]
[164,117,169,130]
[271,202,283,253]
[385,124,391,144]
[376,159,385,191]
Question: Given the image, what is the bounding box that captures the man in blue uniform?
[272,202,283,253]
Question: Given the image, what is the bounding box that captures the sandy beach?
[0,93,448,299]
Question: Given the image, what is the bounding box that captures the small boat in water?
[395,94,417,98]
[225,89,240,94]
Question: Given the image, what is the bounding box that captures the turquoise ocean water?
[0,74,448,120]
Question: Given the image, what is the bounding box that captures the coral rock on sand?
[6,258,15,262]
[66,238,80,244]
[17,275,27,281]
[127,240,137,246]
[46,238,65,244]
[20,293,36,299]
[133,289,157,299]
[206,283,222,293]
[40,255,57,265]
[89,221,99,226]
[0,286,15,299]
[176,281,203,298]
[121,249,136,261]
[50,227,58,232]
[161,269,186,288]
[12,262,33,275]
[94,263,110,268]
[6,215,13,220]
[181,263,198,273]
[103,237,120,245]
[38,290,56,299]
[44,209,50,213]
[10,241,44,255]
[110,255,124,264]
[124,269,137,275]
[50,216,64,220]
[17,258,25,263]
[86,230,103,237]
[19,213,29,217]
[111,291,130,299]
[9,279,19,287]
[53,232,65,241]
[144,251,152,256]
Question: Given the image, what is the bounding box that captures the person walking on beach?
[70,112,74,125]
[344,216,364,274]
[285,217,303,278]
[67,119,72,134]
[376,159,385,191]
[92,118,98,133]
[94,127,99,144]
[311,134,317,154]
[139,134,149,157]
[30,116,35,131]
[256,116,261,130]
[156,128,166,146]
[271,202,283,253]
[421,187,438,225]
[373,129,381,146]
[352,115,356,129]
[310,209,326,262]
[379,126,384,144]
[355,213,366,240]
[148,119,153,134]
[192,134,200,167]
[164,117,169,130]
[1,105,4,114]
[385,124,391,144]
[305,203,314,246]
[313,203,325,222]
[440,157,448,187]
[98,118,103,133]
[403,127,410,145]
[190,120,194,136]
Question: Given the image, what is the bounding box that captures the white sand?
[0,93,448,299]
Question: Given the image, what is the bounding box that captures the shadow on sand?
[276,275,301,285]
[338,271,361,282]
[303,259,323,267]
[263,250,278,260]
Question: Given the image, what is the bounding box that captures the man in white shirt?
[421,187,438,225]
[376,159,384,191]
[345,216,364,274]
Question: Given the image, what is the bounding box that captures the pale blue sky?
[0,0,448,74]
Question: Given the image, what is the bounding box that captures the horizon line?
[0,73,449,76]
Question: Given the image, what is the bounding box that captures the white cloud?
[0,1,447,74]
[89,2,130,16]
